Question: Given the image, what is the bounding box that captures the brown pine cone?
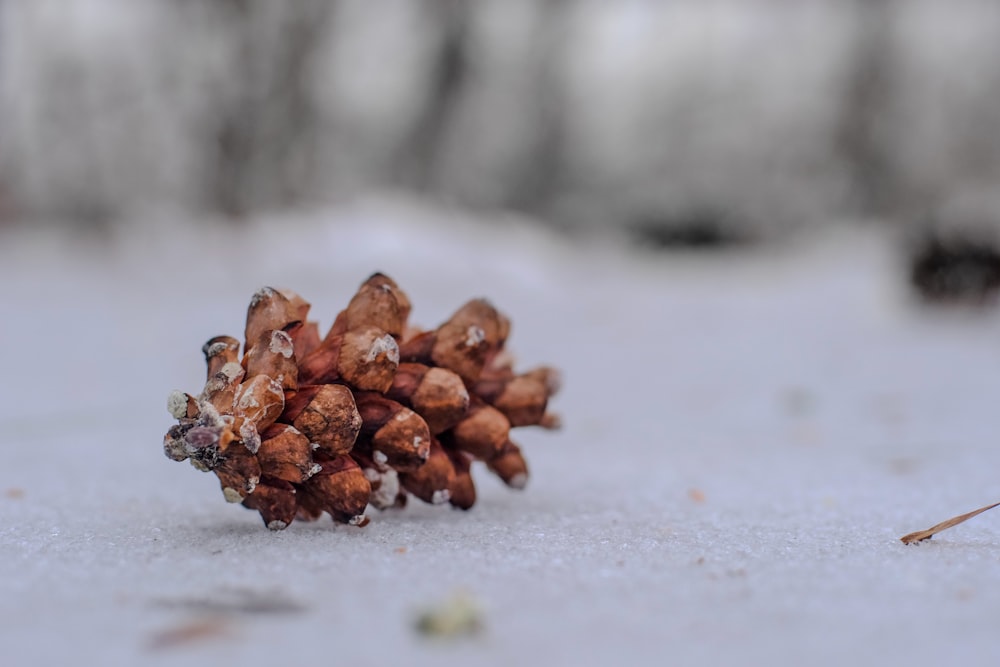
[163,273,560,530]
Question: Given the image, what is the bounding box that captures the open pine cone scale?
[164,273,560,530]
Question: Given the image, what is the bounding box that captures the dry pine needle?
[900,501,1000,544]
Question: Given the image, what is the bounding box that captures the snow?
[3,199,1000,666]
[366,333,400,364]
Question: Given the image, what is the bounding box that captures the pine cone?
[163,274,560,530]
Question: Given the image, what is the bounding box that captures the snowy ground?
[3,199,1000,666]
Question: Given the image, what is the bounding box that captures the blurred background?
[2,0,999,251]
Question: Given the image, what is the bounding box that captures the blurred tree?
[835,0,897,218]
[393,0,471,192]
[394,0,572,219]
[192,0,333,218]
[0,2,118,225]
[504,0,570,215]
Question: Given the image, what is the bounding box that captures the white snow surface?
[3,199,1000,666]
